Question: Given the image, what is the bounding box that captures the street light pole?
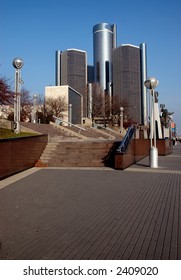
[120,107,124,134]
[144,77,159,168]
[12,58,24,134]
[68,104,72,125]
[32,94,38,123]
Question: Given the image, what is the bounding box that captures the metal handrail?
[96,124,118,133]
[53,115,86,132]
[116,125,135,153]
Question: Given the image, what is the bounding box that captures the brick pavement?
[0,143,180,260]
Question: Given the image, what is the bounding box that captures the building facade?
[93,23,117,94]
[45,86,83,125]
[55,49,87,116]
[112,43,147,124]
[54,24,148,124]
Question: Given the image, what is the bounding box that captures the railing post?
[68,104,72,126]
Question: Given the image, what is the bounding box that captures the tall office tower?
[113,44,147,124]
[55,49,87,116]
[93,23,117,94]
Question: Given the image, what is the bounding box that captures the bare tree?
[91,83,105,121]
[0,77,13,105]
[7,87,33,122]
[20,88,33,121]
[90,83,130,127]
[46,96,68,119]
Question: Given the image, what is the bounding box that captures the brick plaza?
[0,143,181,260]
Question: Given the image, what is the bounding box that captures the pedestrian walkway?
[0,143,180,260]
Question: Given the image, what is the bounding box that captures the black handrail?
[116,125,135,153]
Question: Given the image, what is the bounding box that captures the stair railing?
[96,124,119,133]
[53,115,86,133]
[116,125,135,153]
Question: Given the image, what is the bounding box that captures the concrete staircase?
[21,122,118,167]
[61,124,120,140]
[21,123,81,140]
[40,140,115,167]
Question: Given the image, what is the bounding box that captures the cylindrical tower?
[55,50,61,86]
[93,23,116,93]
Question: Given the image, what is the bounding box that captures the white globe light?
[12,57,24,69]
[144,76,159,89]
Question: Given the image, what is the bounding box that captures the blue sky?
[1,0,181,132]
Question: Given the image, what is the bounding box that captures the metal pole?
[150,90,153,148]
[153,90,157,148]
[120,107,124,133]
[14,70,18,125]
[68,104,72,125]
[144,77,159,168]
[32,94,37,123]
[12,58,24,134]
[150,88,158,168]
[14,69,21,133]
[17,69,21,131]
[88,83,92,119]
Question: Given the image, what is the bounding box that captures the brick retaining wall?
[0,135,48,179]
[115,139,172,169]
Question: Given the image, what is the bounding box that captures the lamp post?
[144,77,159,168]
[12,57,24,134]
[32,94,38,123]
[68,104,72,125]
[120,107,124,134]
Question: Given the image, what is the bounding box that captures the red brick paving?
[0,143,180,260]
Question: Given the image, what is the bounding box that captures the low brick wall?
[115,139,172,170]
[114,140,135,170]
[0,135,48,179]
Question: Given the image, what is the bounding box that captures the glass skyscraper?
[93,23,117,94]
[55,24,147,123]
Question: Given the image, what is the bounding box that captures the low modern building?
[45,86,83,125]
